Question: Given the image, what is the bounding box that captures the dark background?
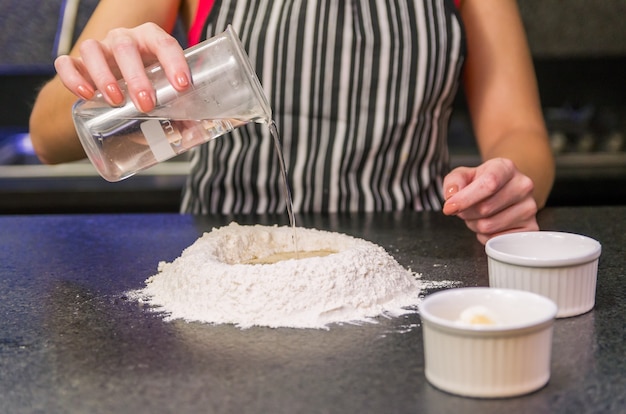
[1,0,625,213]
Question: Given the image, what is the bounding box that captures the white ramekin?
[418,287,557,398]
[485,231,601,318]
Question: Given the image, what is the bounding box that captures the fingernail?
[445,185,459,200]
[136,90,156,113]
[443,202,459,216]
[77,85,94,100]
[176,72,190,88]
[106,83,124,105]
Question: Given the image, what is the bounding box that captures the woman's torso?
[181,0,466,214]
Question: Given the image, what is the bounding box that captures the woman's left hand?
[442,157,539,244]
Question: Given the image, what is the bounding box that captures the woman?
[29,0,554,244]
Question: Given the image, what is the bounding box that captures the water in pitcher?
[74,111,249,182]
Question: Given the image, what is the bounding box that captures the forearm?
[29,78,86,164]
[461,0,554,208]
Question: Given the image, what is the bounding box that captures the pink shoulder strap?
[188,0,214,46]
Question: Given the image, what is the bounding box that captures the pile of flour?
[129,222,423,329]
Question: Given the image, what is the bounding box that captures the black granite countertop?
[1,207,624,413]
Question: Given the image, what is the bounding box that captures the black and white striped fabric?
[181,0,466,214]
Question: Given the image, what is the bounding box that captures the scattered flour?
[128,222,424,329]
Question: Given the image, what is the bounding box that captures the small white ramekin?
[418,287,557,398]
[485,231,601,318]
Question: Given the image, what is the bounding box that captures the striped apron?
[181,0,466,214]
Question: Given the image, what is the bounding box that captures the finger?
[476,222,539,245]
[54,55,95,100]
[456,173,535,221]
[454,172,504,210]
[443,167,473,199]
[107,28,157,113]
[462,196,538,237]
[442,167,474,215]
[447,159,518,214]
[79,38,125,106]
[137,24,191,91]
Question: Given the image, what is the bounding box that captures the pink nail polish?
[77,85,94,100]
[137,90,156,113]
[443,202,460,216]
[445,185,459,199]
[106,83,124,105]
[176,73,190,88]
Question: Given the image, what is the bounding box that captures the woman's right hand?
[30,0,185,164]
[54,22,191,113]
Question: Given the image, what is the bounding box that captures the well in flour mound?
[129,222,422,329]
